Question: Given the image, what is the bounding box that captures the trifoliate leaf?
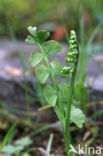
[35,64,49,84]
[29,51,43,67]
[43,85,57,107]
[44,40,61,56]
[25,35,37,45]
[27,26,36,37]
[37,30,50,43]
[70,106,85,128]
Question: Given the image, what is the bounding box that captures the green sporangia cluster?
[62,30,79,74]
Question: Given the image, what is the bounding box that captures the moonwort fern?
[25,26,85,156]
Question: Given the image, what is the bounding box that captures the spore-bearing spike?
[67,50,78,57]
[69,40,76,44]
[70,30,76,36]
[69,44,78,50]
[65,57,77,63]
[62,66,72,74]
[62,30,79,75]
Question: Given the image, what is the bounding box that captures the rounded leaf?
[44,40,61,56]
[50,61,65,77]
[70,106,85,128]
[37,30,50,43]
[35,64,49,84]
[29,51,43,67]
[43,85,57,107]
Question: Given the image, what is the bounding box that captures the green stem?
[38,42,76,156]
[64,61,78,156]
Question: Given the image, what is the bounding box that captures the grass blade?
[46,133,54,155]
[0,123,16,151]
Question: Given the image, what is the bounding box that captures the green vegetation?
[0,123,16,151]
[0,0,103,36]
[0,0,103,155]
[26,26,85,155]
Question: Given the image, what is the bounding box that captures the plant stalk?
[64,57,78,156]
[38,42,78,156]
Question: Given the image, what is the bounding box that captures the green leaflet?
[25,35,37,45]
[29,51,43,67]
[54,106,65,127]
[27,26,37,37]
[43,85,57,107]
[70,106,85,128]
[44,40,61,56]
[35,64,49,84]
[37,30,50,43]
[50,61,65,77]
[58,82,69,102]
